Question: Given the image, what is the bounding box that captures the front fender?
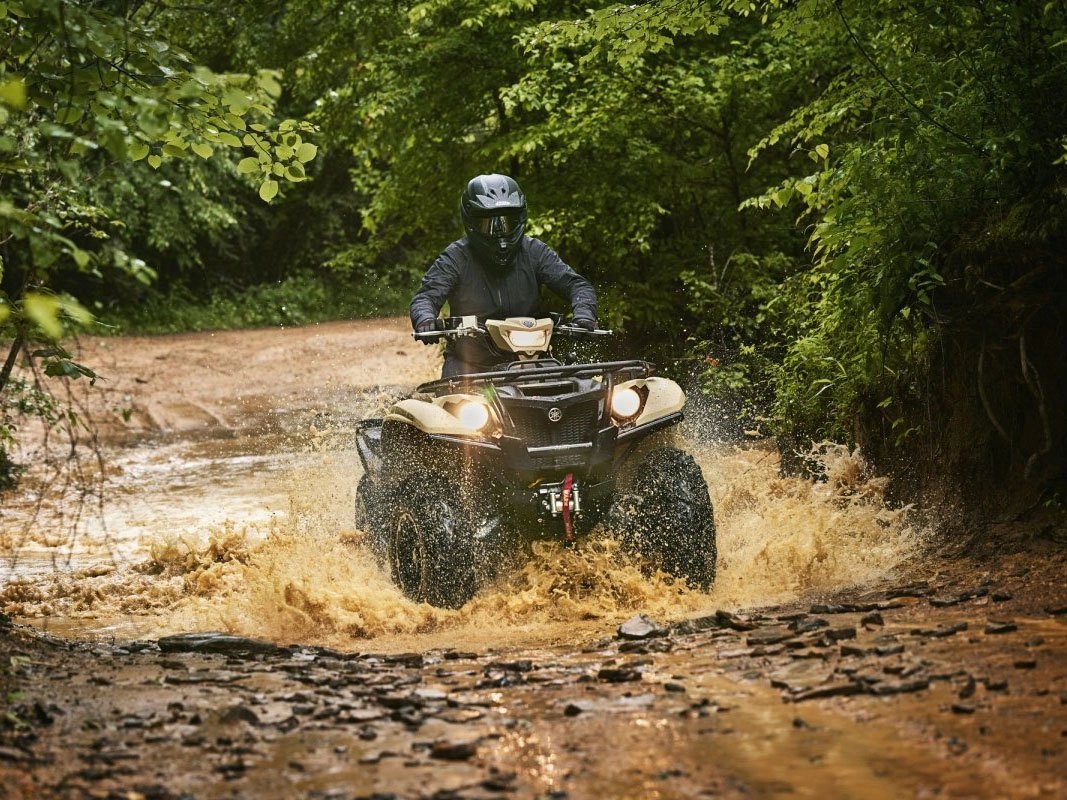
[384,396,489,438]
[617,377,685,427]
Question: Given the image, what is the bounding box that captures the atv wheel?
[608,446,717,589]
[389,477,478,609]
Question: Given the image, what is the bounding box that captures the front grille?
[506,401,598,448]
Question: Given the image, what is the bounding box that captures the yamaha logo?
[547,407,563,423]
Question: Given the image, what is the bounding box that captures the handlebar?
[413,319,612,343]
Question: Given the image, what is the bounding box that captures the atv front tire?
[389,476,479,609]
[608,446,717,589]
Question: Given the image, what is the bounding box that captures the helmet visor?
[472,214,522,236]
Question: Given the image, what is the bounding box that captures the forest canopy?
[1,0,1065,512]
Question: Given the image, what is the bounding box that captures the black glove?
[571,316,596,331]
[415,319,438,344]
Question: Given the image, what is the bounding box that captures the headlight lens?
[507,329,548,350]
[457,401,491,430]
[610,387,642,419]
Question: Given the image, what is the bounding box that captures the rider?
[410,174,598,378]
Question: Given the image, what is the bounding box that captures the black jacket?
[410,236,597,369]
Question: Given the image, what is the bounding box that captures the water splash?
[1,436,927,650]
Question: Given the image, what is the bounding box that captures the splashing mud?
[0,319,929,650]
[2,433,926,651]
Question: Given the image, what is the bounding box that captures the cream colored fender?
[384,394,491,437]
[616,377,685,427]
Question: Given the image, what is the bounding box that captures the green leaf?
[237,156,260,173]
[296,142,318,163]
[815,143,829,160]
[72,248,90,269]
[128,141,150,161]
[23,293,63,339]
[0,78,26,110]
[191,142,213,159]
[147,154,162,169]
[218,132,243,147]
[259,179,279,202]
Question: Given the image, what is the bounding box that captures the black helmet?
[460,174,528,270]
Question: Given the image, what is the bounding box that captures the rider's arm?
[531,239,598,325]
[410,245,463,330]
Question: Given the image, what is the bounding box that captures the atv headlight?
[456,401,491,431]
[506,329,548,350]
[610,387,642,420]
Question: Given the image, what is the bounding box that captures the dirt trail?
[1,318,1066,799]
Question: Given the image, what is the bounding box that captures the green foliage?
[0,0,318,482]
[2,0,1063,490]
[102,271,408,335]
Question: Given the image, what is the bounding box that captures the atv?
[355,315,716,608]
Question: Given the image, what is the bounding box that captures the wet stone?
[752,644,787,657]
[930,596,966,608]
[619,638,673,654]
[790,618,829,634]
[443,650,479,660]
[485,659,534,673]
[984,620,1018,635]
[563,702,586,717]
[789,682,864,702]
[663,682,686,693]
[219,705,260,726]
[157,633,292,659]
[840,645,868,658]
[437,708,484,724]
[809,603,859,615]
[869,679,930,696]
[951,703,976,714]
[430,739,478,760]
[992,591,1014,602]
[790,649,829,660]
[1045,604,1067,616]
[984,678,1009,692]
[747,628,795,647]
[712,610,758,631]
[823,627,857,642]
[860,612,885,627]
[719,648,754,659]
[958,675,977,699]
[914,622,968,639]
[886,581,931,598]
[875,644,905,657]
[618,614,666,640]
[598,667,643,683]
[1013,658,1037,670]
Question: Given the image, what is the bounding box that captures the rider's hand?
[415,319,438,343]
[571,316,596,331]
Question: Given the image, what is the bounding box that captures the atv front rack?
[416,359,655,396]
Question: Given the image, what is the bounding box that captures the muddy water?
[0,407,926,655]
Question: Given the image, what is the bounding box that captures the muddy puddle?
[0,338,927,655]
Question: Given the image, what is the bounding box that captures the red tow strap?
[561,473,575,543]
